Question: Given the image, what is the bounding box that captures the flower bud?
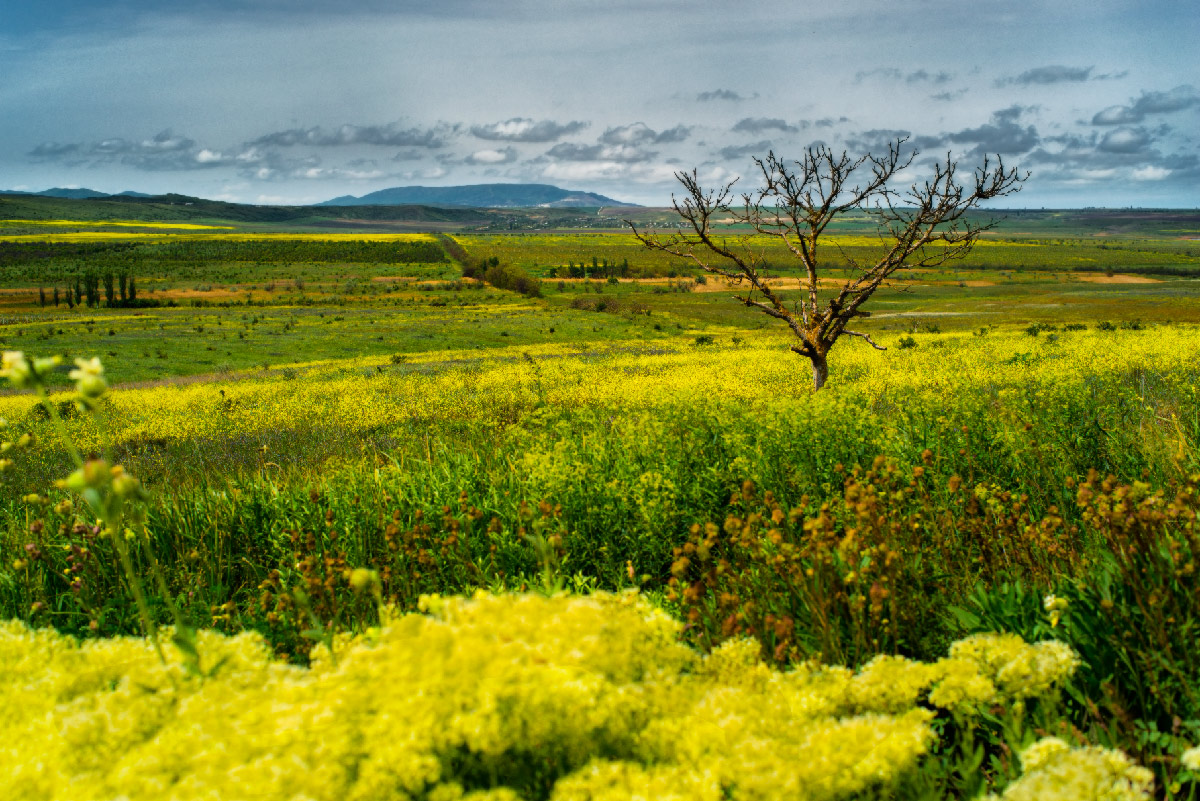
[349,568,380,593]
[112,474,141,499]
[63,459,113,491]
[69,357,106,399]
[33,356,62,375]
[1,352,33,389]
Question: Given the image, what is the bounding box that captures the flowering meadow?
[0,222,1199,798]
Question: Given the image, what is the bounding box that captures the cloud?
[717,140,774,160]
[546,142,656,162]
[1097,126,1151,153]
[541,160,678,184]
[855,68,953,84]
[997,65,1093,86]
[732,117,801,134]
[844,129,912,153]
[27,129,244,170]
[1092,85,1200,125]
[391,148,431,162]
[1091,105,1142,125]
[905,69,953,84]
[470,117,587,142]
[913,106,1040,156]
[697,89,746,101]
[1132,165,1171,181]
[931,89,968,102]
[27,142,82,158]
[598,122,690,145]
[855,68,902,83]
[540,124,688,164]
[465,147,518,165]
[249,122,454,148]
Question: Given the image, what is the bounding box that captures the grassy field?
[2,204,1199,799]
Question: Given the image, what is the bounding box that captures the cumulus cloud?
[1091,105,1141,125]
[249,122,454,148]
[844,129,912,153]
[546,142,656,162]
[1132,165,1170,181]
[464,147,518,165]
[1098,126,1151,153]
[470,118,587,142]
[598,123,690,145]
[732,117,801,134]
[541,160,677,184]
[537,124,689,167]
[717,140,774,160]
[27,129,244,171]
[910,106,1040,156]
[1092,85,1200,125]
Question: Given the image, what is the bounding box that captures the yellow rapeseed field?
[0,219,235,230]
[1,326,1191,461]
[0,229,437,242]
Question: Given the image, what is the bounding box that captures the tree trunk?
[811,353,829,391]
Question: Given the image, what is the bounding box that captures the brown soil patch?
[160,288,247,300]
[551,277,846,292]
[962,280,996,287]
[369,276,481,285]
[1075,274,1162,284]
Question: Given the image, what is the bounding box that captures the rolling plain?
[2,196,1199,799]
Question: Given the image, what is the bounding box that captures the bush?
[464,256,542,297]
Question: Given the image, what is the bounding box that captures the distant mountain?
[0,187,151,199]
[319,183,635,208]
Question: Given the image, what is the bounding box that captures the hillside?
[319,183,632,208]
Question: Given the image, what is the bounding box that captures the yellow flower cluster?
[986,737,1154,801]
[0,591,1105,801]
[929,633,1081,712]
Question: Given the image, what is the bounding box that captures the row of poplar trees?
[38,270,138,309]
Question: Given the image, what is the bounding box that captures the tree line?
[38,269,146,309]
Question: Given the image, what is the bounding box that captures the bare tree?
[628,137,1026,389]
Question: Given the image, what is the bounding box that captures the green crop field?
[2,197,1200,799]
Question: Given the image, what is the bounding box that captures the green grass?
[1,208,1199,793]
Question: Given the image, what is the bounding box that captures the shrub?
[0,592,1099,801]
[464,256,542,298]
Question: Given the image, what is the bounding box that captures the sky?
[1,0,1197,208]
